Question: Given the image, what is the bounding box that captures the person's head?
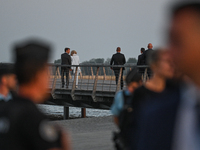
[147,43,153,49]
[0,64,16,93]
[65,47,70,54]
[116,47,121,53]
[125,68,142,93]
[14,40,51,103]
[168,1,200,84]
[71,50,77,56]
[141,47,145,54]
[148,49,174,79]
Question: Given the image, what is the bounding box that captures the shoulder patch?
[39,120,59,142]
[0,117,10,133]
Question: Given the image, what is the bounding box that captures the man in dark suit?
[143,43,154,77]
[137,47,145,74]
[61,47,71,88]
[110,47,126,90]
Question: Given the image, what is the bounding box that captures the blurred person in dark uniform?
[137,47,145,74]
[0,64,17,102]
[130,49,178,150]
[61,48,71,88]
[110,47,126,90]
[0,41,71,150]
[168,1,200,150]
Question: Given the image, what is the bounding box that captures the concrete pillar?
[81,108,86,118]
[64,106,69,120]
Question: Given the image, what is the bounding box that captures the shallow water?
[37,104,112,118]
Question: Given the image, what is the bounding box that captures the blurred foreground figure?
[0,41,71,150]
[0,64,16,102]
[130,50,179,150]
[111,68,142,150]
[168,1,200,150]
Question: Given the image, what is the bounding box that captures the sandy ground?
[55,116,118,150]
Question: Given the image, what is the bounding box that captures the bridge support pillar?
[64,106,69,120]
[81,108,86,118]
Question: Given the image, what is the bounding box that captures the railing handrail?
[49,63,149,68]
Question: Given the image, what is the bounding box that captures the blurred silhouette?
[70,50,81,88]
[129,49,180,150]
[168,1,200,150]
[111,67,142,150]
[0,40,71,150]
[61,47,72,88]
[143,43,154,78]
[110,47,126,90]
[137,47,145,74]
[0,64,16,102]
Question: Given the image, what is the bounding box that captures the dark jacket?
[110,52,126,70]
[137,53,145,66]
[143,49,154,65]
[61,53,71,69]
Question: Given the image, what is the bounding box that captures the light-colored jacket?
[71,54,81,72]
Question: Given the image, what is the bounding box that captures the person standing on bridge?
[110,47,126,90]
[61,47,72,88]
[0,40,71,150]
[70,50,81,88]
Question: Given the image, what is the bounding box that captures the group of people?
[0,1,200,150]
[61,48,81,88]
[111,1,200,150]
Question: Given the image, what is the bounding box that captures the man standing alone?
[110,47,126,90]
[61,47,71,88]
[137,47,145,74]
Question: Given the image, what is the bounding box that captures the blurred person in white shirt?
[71,50,81,88]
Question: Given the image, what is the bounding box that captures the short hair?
[172,1,200,17]
[71,50,77,56]
[125,67,142,86]
[141,48,145,53]
[14,41,50,85]
[116,47,121,52]
[65,47,70,52]
[0,64,15,83]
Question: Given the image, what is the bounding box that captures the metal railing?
[49,64,150,100]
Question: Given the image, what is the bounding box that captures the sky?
[0,0,172,63]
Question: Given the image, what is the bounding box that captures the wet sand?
[55,116,118,150]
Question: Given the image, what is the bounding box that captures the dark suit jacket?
[110,52,126,70]
[61,53,71,69]
[130,81,180,150]
[137,53,145,66]
[143,49,154,65]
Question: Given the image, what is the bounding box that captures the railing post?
[92,67,100,102]
[103,67,106,80]
[143,68,148,83]
[116,67,122,92]
[71,66,78,100]
[51,66,59,98]
[91,67,94,79]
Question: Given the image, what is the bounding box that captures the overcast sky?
[0,0,172,63]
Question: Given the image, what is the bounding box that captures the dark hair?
[141,48,145,53]
[172,1,200,17]
[65,47,70,52]
[116,47,121,52]
[125,67,142,86]
[14,41,50,85]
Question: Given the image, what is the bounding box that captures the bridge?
[47,64,149,119]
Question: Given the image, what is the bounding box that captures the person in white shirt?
[70,50,81,88]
